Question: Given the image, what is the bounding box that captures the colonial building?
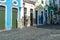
[23,0,35,27]
[0,0,23,30]
[56,0,60,24]
[0,0,59,31]
[44,0,57,24]
[34,0,57,26]
[35,0,45,25]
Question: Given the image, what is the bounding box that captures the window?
[0,0,6,2]
[50,10,53,16]
[30,9,33,13]
[12,0,18,5]
[49,0,54,6]
[45,10,48,17]
[41,0,44,4]
[24,8,27,13]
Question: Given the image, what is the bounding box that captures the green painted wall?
[44,3,57,24]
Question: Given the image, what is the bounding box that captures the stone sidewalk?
[0,25,60,40]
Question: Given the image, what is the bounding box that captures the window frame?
[24,7,27,13]
[30,9,33,14]
[41,0,44,4]
[0,0,6,2]
[12,0,18,6]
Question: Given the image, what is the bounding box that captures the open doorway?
[30,9,33,26]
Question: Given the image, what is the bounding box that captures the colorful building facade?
[0,0,23,30]
[0,0,59,31]
[56,0,60,24]
[34,0,57,26]
[35,2,45,25]
[44,0,57,24]
[23,0,35,27]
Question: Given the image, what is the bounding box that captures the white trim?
[43,10,45,24]
[0,4,6,30]
[0,0,6,2]
[38,11,40,25]
[46,10,48,17]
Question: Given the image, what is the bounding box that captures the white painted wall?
[24,2,35,18]
[36,0,48,7]
[45,0,50,5]
[20,0,24,19]
[22,2,35,27]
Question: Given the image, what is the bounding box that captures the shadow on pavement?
[36,24,60,30]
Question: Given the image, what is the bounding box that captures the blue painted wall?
[0,0,22,30]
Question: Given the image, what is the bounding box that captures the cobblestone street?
[0,25,60,40]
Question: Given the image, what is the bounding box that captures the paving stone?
[0,25,60,40]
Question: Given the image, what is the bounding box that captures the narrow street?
[0,25,60,40]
